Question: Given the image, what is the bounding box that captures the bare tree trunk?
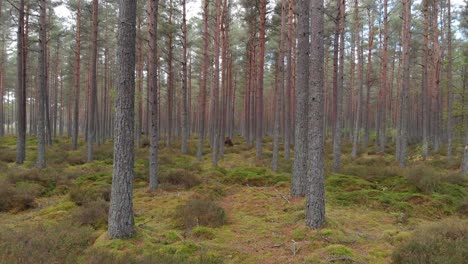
[211,0,221,167]
[292,0,309,197]
[379,0,389,153]
[136,19,143,148]
[181,0,189,154]
[16,0,26,164]
[351,0,362,158]
[87,0,98,162]
[37,0,47,169]
[72,0,81,150]
[363,8,375,149]
[306,0,326,229]
[167,0,174,147]
[396,0,411,167]
[422,0,429,159]
[255,0,266,158]
[197,0,209,162]
[446,0,453,162]
[108,0,137,239]
[333,0,345,172]
[272,52,281,172]
[148,0,159,191]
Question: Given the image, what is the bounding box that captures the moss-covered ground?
[0,135,466,263]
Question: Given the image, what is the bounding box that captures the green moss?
[292,227,307,241]
[322,244,354,257]
[224,167,289,186]
[192,226,216,240]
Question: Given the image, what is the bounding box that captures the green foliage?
[175,199,226,230]
[392,219,468,264]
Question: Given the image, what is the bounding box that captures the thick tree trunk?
[396,0,411,167]
[292,0,310,197]
[306,0,326,229]
[108,0,137,239]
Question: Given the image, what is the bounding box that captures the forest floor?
[0,136,467,264]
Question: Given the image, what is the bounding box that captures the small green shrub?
[0,181,38,212]
[192,226,215,240]
[72,200,108,228]
[69,185,110,206]
[175,199,226,229]
[0,149,15,162]
[84,248,223,264]
[392,219,468,264]
[404,164,441,193]
[0,221,96,263]
[160,169,201,189]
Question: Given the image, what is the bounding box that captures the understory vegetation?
[0,135,466,263]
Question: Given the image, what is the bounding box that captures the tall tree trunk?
[351,0,361,158]
[16,0,26,164]
[72,0,81,150]
[306,0,326,229]
[87,0,98,162]
[255,0,266,158]
[37,0,47,168]
[197,0,209,161]
[379,0,389,153]
[211,0,221,167]
[148,0,159,191]
[136,19,143,148]
[446,0,453,162]
[181,0,189,154]
[363,8,375,149]
[108,0,137,239]
[396,0,411,167]
[283,0,293,160]
[292,0,310,197]
[333,0,345,172]
[167,0,174,146]
[422,0,429,158]
[272,52,281,172]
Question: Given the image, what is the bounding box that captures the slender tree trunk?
[136,19,143,148]
[108,0,137,239]
[446,0,453,162]
[211,0,221,167]
[306,0,326,229]
[363,8,375,149]
[255,0,266,158]
[87,0,98,162]
[197,0,209,162]
[16,0,26,164]
[72,0,81,150]
[379,0,389,153]
[167,0,174,146]
[181,0,189,154]
[422,0,429,158]
[351,0,361,158]
[37,0,47,168]
[272,52,281,172]
[148,0,159,191]
[333,0,345,172]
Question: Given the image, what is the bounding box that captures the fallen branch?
[275,189,291,204]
